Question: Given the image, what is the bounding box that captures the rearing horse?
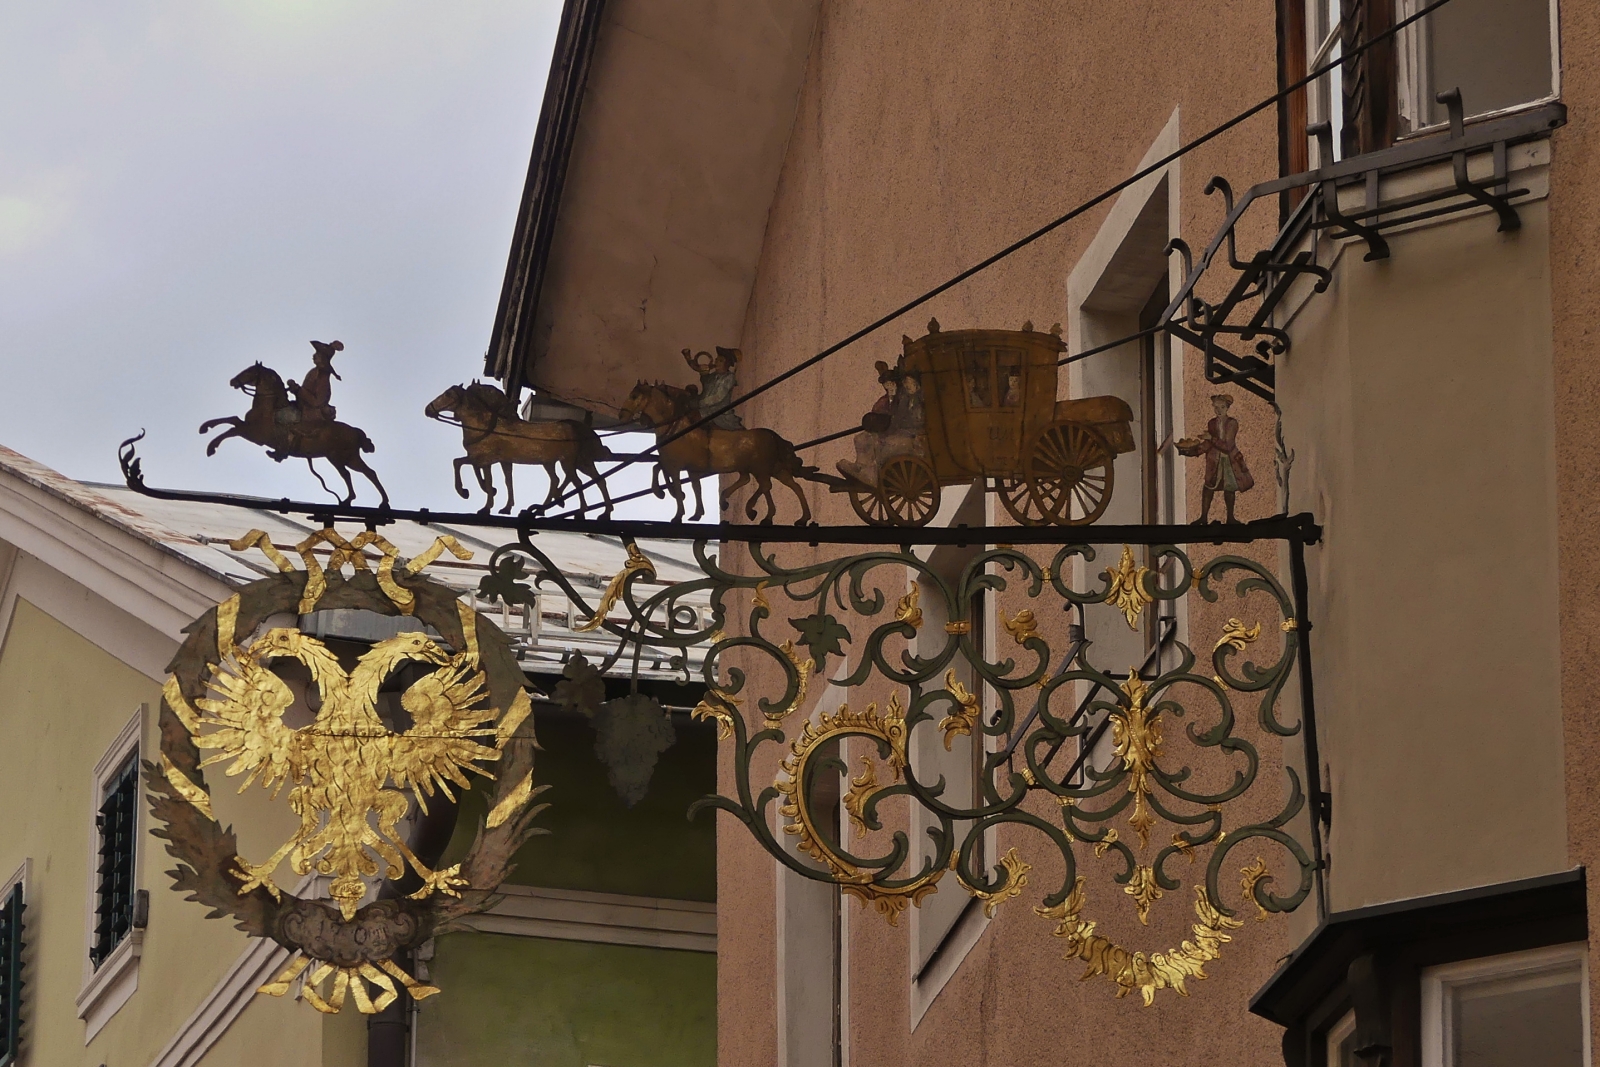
[618,382,811,524]
[199,363,389,506]
[425,382,614,516]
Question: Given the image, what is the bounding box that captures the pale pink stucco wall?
[716,4,1296,1066]
[1549,0,1600,1049]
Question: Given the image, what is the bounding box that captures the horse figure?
[199,363,389,507]
[424,383,615,516]
[618,381,811,524]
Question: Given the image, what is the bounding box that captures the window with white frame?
[1420,943,1589,1067]
[1324,1008,1357,1067]
[76,707,146,1041]
[1397,0,1560,134]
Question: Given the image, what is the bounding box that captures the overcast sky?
[0,1,687,520]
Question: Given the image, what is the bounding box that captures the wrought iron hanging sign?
[490,519,1323,1006]
[147,529,545,1014]
[117,304,1326,1010]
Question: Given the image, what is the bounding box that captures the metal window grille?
[90,755,138,968]
[0,882,24,1066]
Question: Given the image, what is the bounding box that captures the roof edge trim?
[485,0,609,394]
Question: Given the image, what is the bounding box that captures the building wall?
[1546,0,1600,1049]
[718,3,1303,1066]
[423,708,718,1065]
[0,593,332,1065]
[1278,201,1566,912]
[416,933,716,1067]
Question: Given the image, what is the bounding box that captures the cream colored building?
[0,446,718,1065]
[486,1,1598,1065]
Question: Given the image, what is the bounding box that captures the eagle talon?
[406,864,467,900]
[232,856,284,901]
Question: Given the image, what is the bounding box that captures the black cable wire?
[537,0,1458,514]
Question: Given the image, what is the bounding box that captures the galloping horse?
[425,383,614,516]
[618,381,811,524]
[200,363,389,506]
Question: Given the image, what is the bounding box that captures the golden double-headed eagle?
[190,619,500,919]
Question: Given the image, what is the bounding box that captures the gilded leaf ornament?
[895,583,924,630]
[937,670,982,750]
[1110,670,1162,849]
[575,541,655,632]
[843,755,880,838]
[963,848,1031,918]
[1124,865,1164,925]
[1214,617,1262,654]
[691,691,740,740]
[1104,545,1153,630]
[1240,857,1273,922]
[999,607,1040,645]
[767,640,814,725]
[774,693,937,925]
[1037,879,1245,1006]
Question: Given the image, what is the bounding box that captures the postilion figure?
[281,339,344,430]
[681,346,746,430]
[1178,392,1255,523]
[838,359,926,484]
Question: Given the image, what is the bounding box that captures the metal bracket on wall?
[1156,99,1565,404]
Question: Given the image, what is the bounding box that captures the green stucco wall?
[444,708,717,901]
[416,933,716,1067]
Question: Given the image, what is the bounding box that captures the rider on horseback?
[680,346,745,430]
[283,340,343,427]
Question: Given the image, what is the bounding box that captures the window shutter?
[91,756,138,968]
[1339,0,1399,155]
[0,882,24,1066]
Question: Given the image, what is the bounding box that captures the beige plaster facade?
[498,0,1599,1064]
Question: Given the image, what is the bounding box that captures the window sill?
[1394,94,1562,144]
[75,929,142,1043]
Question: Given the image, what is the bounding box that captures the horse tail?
[359,431,376,454]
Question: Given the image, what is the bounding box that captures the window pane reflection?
[1452,965,1583,1067]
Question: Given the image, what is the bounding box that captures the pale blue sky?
[0,1,680,519]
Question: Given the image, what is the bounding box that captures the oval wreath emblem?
[145,529,546,1013]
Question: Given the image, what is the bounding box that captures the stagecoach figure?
[681,346,746,430]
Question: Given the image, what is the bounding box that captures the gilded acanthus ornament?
[1037,879,1245,1006]
[1110,670,1162,850]
[937,670,982,750]
[962,848,1032,918]
[999,606,1040,645]
[1104,545,1154,630]
[575,542,656,631]
[146,529,547,1014]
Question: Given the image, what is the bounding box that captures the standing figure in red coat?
[1183,392,1254,523]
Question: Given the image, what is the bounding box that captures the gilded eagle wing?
[389,657,501,812]
[193,629,327,799]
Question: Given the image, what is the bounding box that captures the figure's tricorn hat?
[311,340,345,358]
[714,346,741,366]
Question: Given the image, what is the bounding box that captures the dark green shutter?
[0,881,24,1066]
[90,755,138,967]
